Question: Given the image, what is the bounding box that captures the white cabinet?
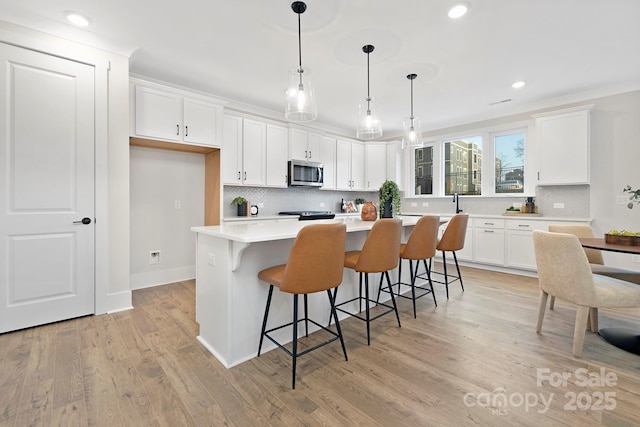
[133,84,221,147]
[473,219,505,265]
[290,128,321,162]
[336,139,364,191]
[265,124,288,188]
[318,136,337,190]
[221,115,265,186]
[534,106,591,185]
[386,141,402,188]
[365,143,387,190]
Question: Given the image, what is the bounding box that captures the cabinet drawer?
[473,218,504,229]
[506,219,547,231]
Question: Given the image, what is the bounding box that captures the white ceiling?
[2,0,639,138]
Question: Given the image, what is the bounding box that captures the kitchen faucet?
[453,192,463,213]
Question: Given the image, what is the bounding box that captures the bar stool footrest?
[263,318,342,358]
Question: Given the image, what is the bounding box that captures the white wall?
[130,147,204,289]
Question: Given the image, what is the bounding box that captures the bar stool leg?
[304,294,309,337]
[453,251,464,292]
[442,251,450,299]
[385,271,401,327]
[426,260,437,306]
[397,259,403,296]
[409,260,417,318]
[375,273,384,304]
[364,273,371,345]
[257,285,274,357]
[327,289,348,361]
[292,294,299,389]
[359,272,363,313]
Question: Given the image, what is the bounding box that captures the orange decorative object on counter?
[361,201,377,221]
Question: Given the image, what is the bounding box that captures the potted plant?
[623,185,640,209]
[355,198,366,212]
[379,180,401,218]
[231,196,248,216]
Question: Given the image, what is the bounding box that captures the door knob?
[73,217,92,225]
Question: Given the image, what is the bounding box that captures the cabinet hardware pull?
[185,125,188,137]
[518,224,530,228]
[308,151,311,158]
[237,171,241,180]
[485,222,494,225]
[305,150,308,158]
[484,230,494,233]
[244,172,247,180]
[177,124,179,135]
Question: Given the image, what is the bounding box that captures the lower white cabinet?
[473,219,505,265]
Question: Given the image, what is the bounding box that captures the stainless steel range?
[278,210,336,221]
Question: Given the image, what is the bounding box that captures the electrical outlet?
[553,202,565,209]
[632,255,640,263]
[149,251,161,264]
[320,202,325,207]
[174,200,181,209]
[422,202,429,207]
[257,203,264,208]
[208,253,216,266]
[410,202,417,207]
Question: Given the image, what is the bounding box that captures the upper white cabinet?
[265,124,288,188]
[365,143,387,190]
[386,141,403,188]
[132,83,222,148]
[290,128,321,162]
[534,105,591,185]
[336,139,364,191]
[221,115,265,186]
[318,136,337,190]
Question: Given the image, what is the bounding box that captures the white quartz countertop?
[192,216,421,243]
[400,212,592,222]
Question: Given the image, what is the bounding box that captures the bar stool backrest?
[402,215,440,260]
[356,219,402,273]
[437,214,469,252]
[280,223,347,294]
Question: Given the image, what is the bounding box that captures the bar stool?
[334,218,402,345]
[430,213,469,299]
[257,222,348,389]
[379,215,439,317]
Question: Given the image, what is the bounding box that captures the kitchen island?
[191,216,420,368]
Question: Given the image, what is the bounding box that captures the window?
[414,145,433,195]
[444,136,482,196]
[494,132,525,194]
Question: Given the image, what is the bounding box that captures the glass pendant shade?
[286,65,317,121]
[356,44,382,139]
[402,73,422,148]
[402,115,423,148]
[285,2,317,122]
[357,97,383,139]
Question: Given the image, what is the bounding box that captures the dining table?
[579,237,640,355]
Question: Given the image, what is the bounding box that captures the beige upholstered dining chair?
[547,224,640,328]
[533,230,640,357]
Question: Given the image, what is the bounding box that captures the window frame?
[406,120,531,199]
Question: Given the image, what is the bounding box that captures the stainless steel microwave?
[288,160,323,187]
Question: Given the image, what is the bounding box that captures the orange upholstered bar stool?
[379,215,439,317]
[432,213,469,299]
[335,218,402,345]
[257,222,348,389]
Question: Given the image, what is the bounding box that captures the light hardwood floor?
[1,265,640,426]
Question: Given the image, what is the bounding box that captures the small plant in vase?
[379,180,401,218]
[231,197,248,216]
[355,198,366,212]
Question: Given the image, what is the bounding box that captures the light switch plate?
[553,202,565,209]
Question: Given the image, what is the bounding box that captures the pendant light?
[402,73,423,148]
[285,1,317,122]
[356,45,383,140]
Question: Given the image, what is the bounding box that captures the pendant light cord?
[297,12,302,69]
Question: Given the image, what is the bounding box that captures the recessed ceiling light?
[66,12,91,27]
[512,81,526,89]
[448,3,469,19]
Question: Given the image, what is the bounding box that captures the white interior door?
[0,42,95,333]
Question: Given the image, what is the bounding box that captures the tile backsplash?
[223,184,590,219]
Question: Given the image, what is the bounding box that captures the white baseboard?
[130,266,195,290]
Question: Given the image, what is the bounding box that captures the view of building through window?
[444,136,482,195]
[414,146,433,195]
[495,132,525,193]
